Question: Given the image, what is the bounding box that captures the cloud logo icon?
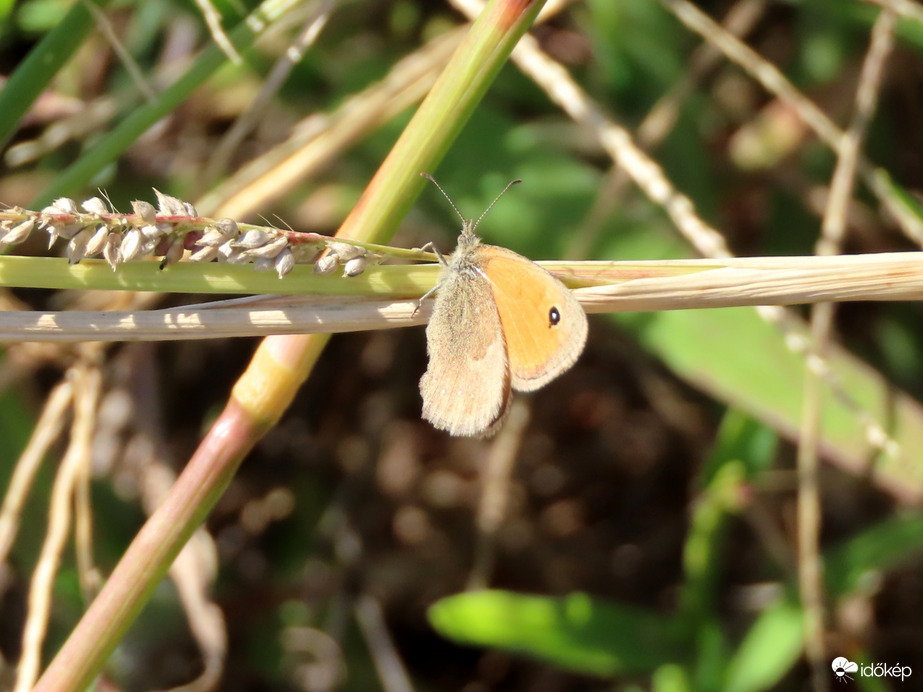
[832,657,858,682]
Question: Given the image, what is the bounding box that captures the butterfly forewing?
[479,247,587,392]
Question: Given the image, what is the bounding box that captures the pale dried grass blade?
[0,298,428,342]
[15,366,100,692]
[659,0,923,244]
[576,253,923,312]
[1,253,922,342]
[193,0,242,64]
[354,592,414,692]
[197,26,463,218]
[206,0,339,179]
[0,382,73,565]
[799,9,896,686]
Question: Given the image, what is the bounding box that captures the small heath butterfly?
[419,174,588,437]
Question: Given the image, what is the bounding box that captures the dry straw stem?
[15,366,100,692]
[660,0,923,244]
[467,398,530,591]
[798,7,896,687]
[866,0,923,24]
[167,529,225,691]
[568,0,769,261]
[197,25,463,217]
[83,0,157,101]
[204,0,337,181]
[354,593,415,692]
[1,252,922,342]
[193,0,242,64]
[0,382,73,565]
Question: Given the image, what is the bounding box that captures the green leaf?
[0,0,14,25]
[698,411,778,490]
[653,663,693,692]
[617,306,923,500]
[428,590,685,677]
[0,0,112,151]
[724,601,804,692]
[825,514,923,599]
[680,460,746,622]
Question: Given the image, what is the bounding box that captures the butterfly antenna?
[421,172,467,227]
[474,178,522,231]
[421,172,522,233]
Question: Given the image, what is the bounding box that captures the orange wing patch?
[479,247,587,392]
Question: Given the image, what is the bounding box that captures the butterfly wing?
[420,267,511,437]
[479,246,587,392]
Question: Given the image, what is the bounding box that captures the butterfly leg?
[412,242,448,316]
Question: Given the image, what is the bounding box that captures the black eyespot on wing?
[549,306,561,327]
